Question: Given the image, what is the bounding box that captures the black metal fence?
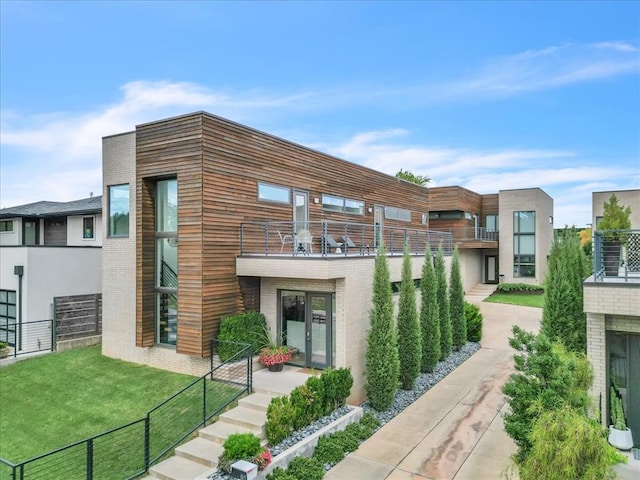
[0,319,54,357]
[0,339,252,480]
[593,229,640,281]
[239,220,454,257]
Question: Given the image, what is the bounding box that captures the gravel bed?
[209,341,480,479]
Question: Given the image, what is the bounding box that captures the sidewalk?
[325,302,541,480]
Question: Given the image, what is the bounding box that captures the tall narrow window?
[108,184,130,237]
[0,290,17,346]
[514,211,535,277]
[156,179,178,345]
[486,215,499,232]
[83,217,95,239]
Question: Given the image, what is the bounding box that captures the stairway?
[464,283,497,304]
[142,366,310,480]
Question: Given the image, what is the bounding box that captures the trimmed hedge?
[464,301,483,342]
[216,312,270,361]
[496,283,544,293]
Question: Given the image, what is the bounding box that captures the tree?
[420,246,440,372]
[502,326,593,463]
[395,169,431,186]
[542,229,590,352]
[365,244,400,411]
[598,193,632,233]
[449,247,466,350]
[435,247,451,360]
[397,242,421,390]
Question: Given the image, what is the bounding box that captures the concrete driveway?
[324,302,541,480]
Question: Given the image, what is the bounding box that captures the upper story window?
[0,220,13,232]
[83,217,94,239]
[429,211,463,220]
[108,184,130,237]
[486,215,499,232]
[385,206,411,222]
[258,183,290,204]
[513,211,536,277]
[322,195,364,215]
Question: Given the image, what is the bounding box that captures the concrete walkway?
[325,302,541,480]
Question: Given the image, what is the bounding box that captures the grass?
[484,292,544,308]
[0,345,242,473]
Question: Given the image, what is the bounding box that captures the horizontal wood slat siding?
[136,115,204,355]
[428,186,483,214]
[136,111,436,357]
[481,194,499,219]
[54,294,102,340]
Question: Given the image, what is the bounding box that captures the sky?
[1,1,639,227]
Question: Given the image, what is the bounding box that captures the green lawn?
[484,292,544,308]
[0,345,239,469]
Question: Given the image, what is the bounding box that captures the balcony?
[592,229,640,283]
[443,227,498,248]
[238,221,454,258]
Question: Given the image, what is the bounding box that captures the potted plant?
[258,344,293,372]
[598,194,632,277]
[608,384,634,450]
[0,341,11,359]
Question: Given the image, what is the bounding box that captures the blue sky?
[1,1,638,227]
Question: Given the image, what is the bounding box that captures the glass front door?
[280,291,332,369]
[609,332,640,447]
[485,256,498,284]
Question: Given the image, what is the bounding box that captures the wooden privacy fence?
[53,293,102,341]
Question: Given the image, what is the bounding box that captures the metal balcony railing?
[593,229,640,282]
[239,221,454,257]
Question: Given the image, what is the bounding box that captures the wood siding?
[481,194,499,220]
[136,112,434,356]
[54,293,102,340]
[428,186,483,214]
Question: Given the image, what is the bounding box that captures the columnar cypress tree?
[435,246,452,360]
[449,247,467,350]
[365,244,400,411]
[542,229,588,352]
[420,246,440,372]
[397,242,421,390]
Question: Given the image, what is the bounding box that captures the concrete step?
[219,406,267,432]
[148,456,213,480]
[238,392,275,413]
[199,420,264,444]
[175,437,223,467]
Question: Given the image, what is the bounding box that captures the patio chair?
[342,235,370,255]
[322,234,343,253]
[294,229,313,255]
[277,230,294,253]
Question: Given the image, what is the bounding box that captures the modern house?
[101,111,554,402]
[585,188,640,445]
[428,186,553,290]
[0,196,103,351]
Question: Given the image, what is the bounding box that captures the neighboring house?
[0,196,103,351]
[585,189,640,445]
[101,111,554,402]
[428,186,554,291]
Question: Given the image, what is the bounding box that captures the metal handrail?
[593,229,640,282]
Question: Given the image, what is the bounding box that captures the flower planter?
[268,363,284,372]
[608,426,634,451]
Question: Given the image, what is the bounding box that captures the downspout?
[14,265,24,353]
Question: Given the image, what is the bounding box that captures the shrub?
[519,406,623,480]
[305,375,326,422]
[329,429,359,453]
[265,396,295,445]
[358,411,381,432]
[266,467,298,480]
[496,283,543,293]
[286,456,325,480]
[217,432,263,473]
[313,435,346,465]
[464,302,483,342]
[320,368,353,414]
[397,242,422,390]
[435,247,451,360]
[344,421,373,441]
[365,244,400,411]
[216,312,270,360]
[449,247,466,350]
[420,246,440,372]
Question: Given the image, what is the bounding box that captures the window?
[108,184,130,237]
[156,179,178,346]
[0,290,16,346]
[258,183,290,204]
[322,195,364,215]
[385,206,411,222]
[486,215,499,232]
[0,220,13,232]
[514,211,535,277]
[83,217,94,239]
[421,214,428,225]
[429,211,464,220]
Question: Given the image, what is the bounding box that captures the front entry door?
[485,256,498,284]
[280,291,332,369]
[628,335,640,447]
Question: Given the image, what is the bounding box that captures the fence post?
[51,317,56,352]
[144,415,150,472]
[86,439,93,480]
[202,377,207,426]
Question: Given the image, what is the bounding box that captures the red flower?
[258,345,293,367]
[254,447,272,470]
